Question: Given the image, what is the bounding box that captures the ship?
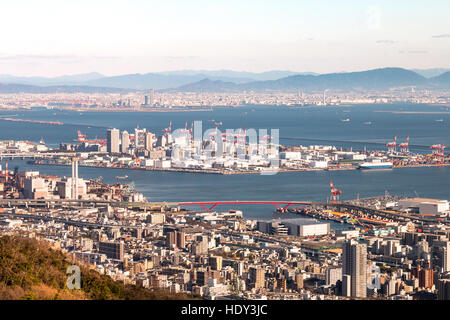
[115,175,129,180]
[358,160,393,169]
[341,118,350,122]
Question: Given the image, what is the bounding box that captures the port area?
[29,159,357,175]
[27,158,450,175]
[1,134,449,175]
[288,194,448,236]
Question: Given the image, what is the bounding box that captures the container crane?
[386,135,397,153]
[329,180,343,202]
[399,135,410,153]
[162,120,172,134]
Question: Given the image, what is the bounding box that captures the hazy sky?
[1,0,450,76]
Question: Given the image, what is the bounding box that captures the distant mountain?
[171,68,430,92]
[0,70,315,90]
[83,71,312,89]
[2,68,450,93]
[411,68,450,78]
[168,78,241,92]
[0,83,130,94]
[83,73,258,89]
[431,71,450,84]
[158,70,313,81]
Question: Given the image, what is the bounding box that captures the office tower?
[134,128,147,149]
[343,240,367,298]
[107,128,120,154]
[121,131,130,154]
[166,231,177,248]
[144,95,149,106]
[438,279,450,300]
[209,256,223,271]
[434,241,450,272]
[176,231,185,249]
[249,266,265,290]
[326,267,342,286]
[412,266,434,288]
[145,132,154,151]
[149,88,155,106]
[99,241,124,260]
[71,158,79,199]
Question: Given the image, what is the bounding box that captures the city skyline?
[2,0,450,77]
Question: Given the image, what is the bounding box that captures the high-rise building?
[134,128,147,149]
[438,279,450,300]
[412,266,434,289]
[166,231,177,248]
[121,131,130,154]
[434,241,450,272]
[107,128,120,154]
[249,266,265,290]
[176,231,185,249]
[149,89,155,106]
[145,132,154,151]
[144,95,149,106]
[342,240,367,298]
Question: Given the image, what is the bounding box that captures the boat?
[115,175,129,180]
[363,121,372,125]
[341,118,350,122]
[435,119,444,122]
[359,160,393,169]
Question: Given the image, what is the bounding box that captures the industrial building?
[398,198,450,216]
[257,218,330,237]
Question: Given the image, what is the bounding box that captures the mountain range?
[0,70,308,91]
[170,68,450,93]
[1,68,450,93]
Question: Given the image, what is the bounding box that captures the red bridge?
[178,201,312,212]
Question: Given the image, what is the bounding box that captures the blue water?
[1,104,449,221]
[1,104,449,152]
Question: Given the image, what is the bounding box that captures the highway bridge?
[0,198,442,226]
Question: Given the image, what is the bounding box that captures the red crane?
[77,130,86,141]
[329,180,343,202]
[386,135,397,153]
[430,144,446,164]
[162,120,172,134]
[398,135,410,153]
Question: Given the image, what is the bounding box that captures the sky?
[1,0,450,76]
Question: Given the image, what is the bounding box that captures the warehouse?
[257,218,330,237]
[398,198,449,216]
